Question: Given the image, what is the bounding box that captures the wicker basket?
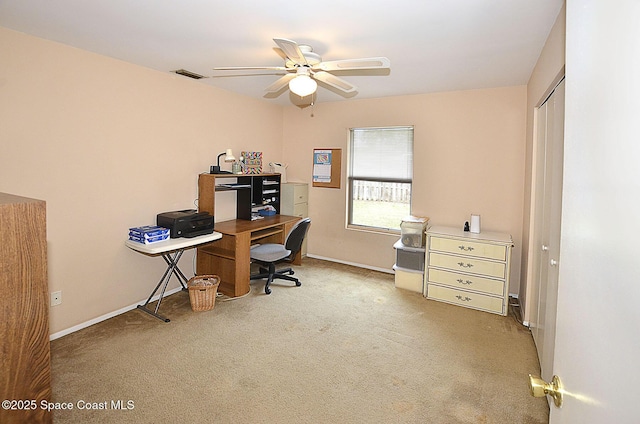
[187,275,220,312]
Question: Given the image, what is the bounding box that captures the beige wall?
[2,25,531,336]
[282,87,527,293]
[521,5,566,322]
[0,27,283,334]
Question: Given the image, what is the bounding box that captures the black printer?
[157,209,214,238]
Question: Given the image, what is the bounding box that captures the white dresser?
[281,182,309,256]
[424,225,513,316]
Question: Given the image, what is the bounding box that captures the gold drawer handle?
[458,245,475,252]
[457,278,473,285]
[456,295,472,302]
[457,262,474,269]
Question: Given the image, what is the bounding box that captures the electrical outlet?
[51,291,62,306]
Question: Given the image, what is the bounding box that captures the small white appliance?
[269,162,288,183]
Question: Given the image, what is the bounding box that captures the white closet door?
[531,79,565,385]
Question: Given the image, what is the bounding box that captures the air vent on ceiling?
[172,69,206,79]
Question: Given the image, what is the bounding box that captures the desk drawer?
[429,236,506,261]
[427,268,505,296]
[427,284,504,315]
[429,252,505,279]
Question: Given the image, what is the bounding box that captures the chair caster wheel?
[290,270,295,275]
[265,286,272,295]
[295,281,302,287]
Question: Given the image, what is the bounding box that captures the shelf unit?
[197,173,291,297]
[250,174,281,214]
[197,173,281,221]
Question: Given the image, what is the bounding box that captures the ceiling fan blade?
[213,66,288,71]
[265,73,296,94]
[313,71,357,94]
[273,38,308,66]
[315,57,390,72]
[273,47,289,61]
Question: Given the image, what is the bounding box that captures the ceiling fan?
[213,38,391,99]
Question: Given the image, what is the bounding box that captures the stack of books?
[129,225,170,244]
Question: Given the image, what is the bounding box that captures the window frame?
[346,126,414,234]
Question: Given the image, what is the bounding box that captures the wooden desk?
[196,215,301,297]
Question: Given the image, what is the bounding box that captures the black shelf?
[250,175,281,213]
[214,184,252,192]
[227,174,281,220]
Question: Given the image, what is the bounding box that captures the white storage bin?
[400,216,429,248]
[393,266,424,293]
[394,239,425,271]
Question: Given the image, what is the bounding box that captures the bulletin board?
[312,148,341,189]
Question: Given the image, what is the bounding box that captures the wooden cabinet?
[281,182,308,256]
[424,225,512,316]
[0,193,51,424]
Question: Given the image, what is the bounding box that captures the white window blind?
[347,126,413,232]
[350,126,413,181]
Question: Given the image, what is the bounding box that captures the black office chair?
[250,218,311,294]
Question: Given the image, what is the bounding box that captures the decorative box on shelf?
[241,151,263,174]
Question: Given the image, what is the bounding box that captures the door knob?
[542,245,549,251]
[550,259,558,266]
[528,374,563,407]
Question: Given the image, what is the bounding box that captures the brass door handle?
[528,374,563,407]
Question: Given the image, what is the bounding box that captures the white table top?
[125,231,222,255]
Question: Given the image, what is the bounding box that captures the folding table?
[125,231,222,322]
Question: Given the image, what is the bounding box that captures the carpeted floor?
[50,258,549,423]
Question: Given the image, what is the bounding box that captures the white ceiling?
[0,0,564,106]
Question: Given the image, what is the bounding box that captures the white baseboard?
[49,286,184,341]
[52,255,508,340]
[306,253,394,275]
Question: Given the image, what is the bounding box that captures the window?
[348,126,413,232]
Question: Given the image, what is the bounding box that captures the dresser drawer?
[427,268,505,296]
[427,284,505,315]
[429,236,506,261]
[428,252,505,279]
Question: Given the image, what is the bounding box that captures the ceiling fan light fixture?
[215,38,391,103]
[289,74,317,97]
